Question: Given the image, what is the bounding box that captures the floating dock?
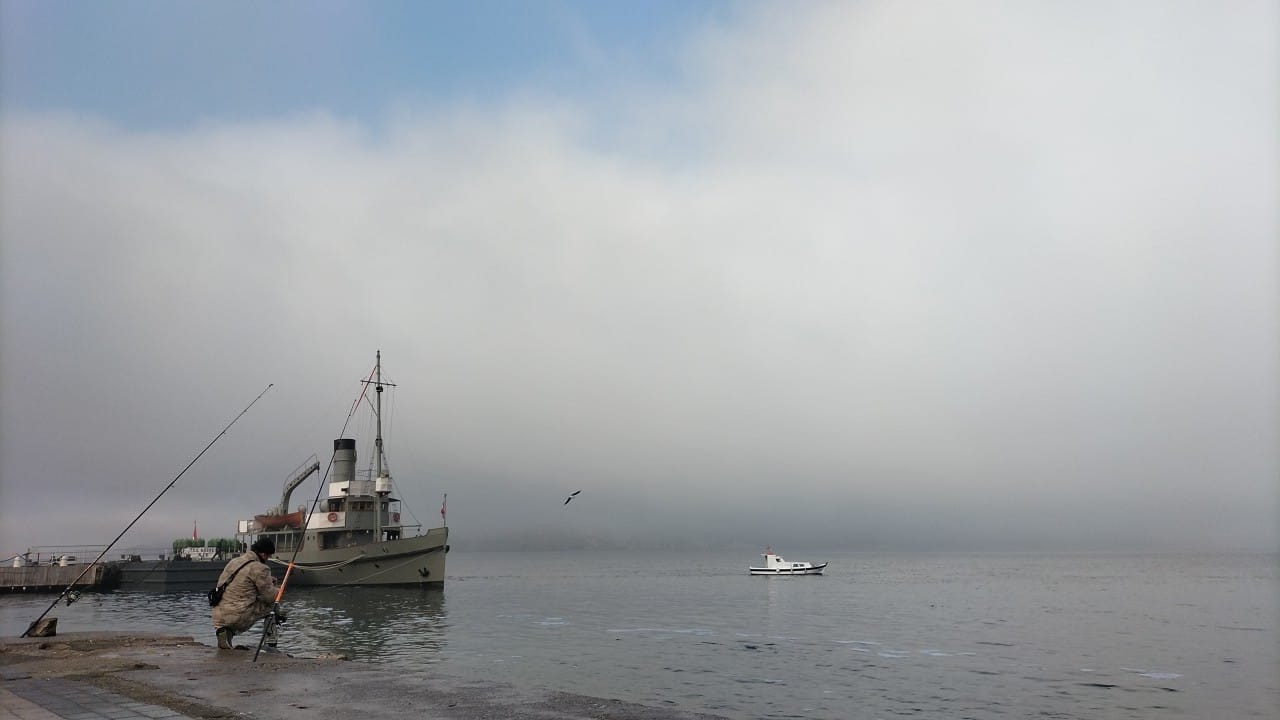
[0,563,119,593]
[0,560,234,593]
[3,545,233,593]
[114,559,228,591]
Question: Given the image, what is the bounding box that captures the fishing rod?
[21,384,274,638]
[253,363,379,661]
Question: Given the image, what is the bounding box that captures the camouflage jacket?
[210,552,276,632]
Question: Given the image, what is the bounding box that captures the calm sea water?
[3,551,1276,719]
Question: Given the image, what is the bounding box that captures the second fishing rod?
[22,384,274,638]
[251,359,387,661]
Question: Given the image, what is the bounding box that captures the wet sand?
[0,632,728,719]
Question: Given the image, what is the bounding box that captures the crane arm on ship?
[276,461,321,515]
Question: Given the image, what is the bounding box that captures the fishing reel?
[64,589,82,606]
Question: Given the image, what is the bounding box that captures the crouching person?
[212,538,278,649]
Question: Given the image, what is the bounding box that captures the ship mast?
[372,350,394,542]
[375,350,384,481]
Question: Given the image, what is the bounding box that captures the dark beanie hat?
[250,538,276,554]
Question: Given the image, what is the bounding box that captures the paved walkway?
[0,678,193,720]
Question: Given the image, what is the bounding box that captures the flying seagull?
[564,490,582,505]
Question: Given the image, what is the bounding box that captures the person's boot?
[216,626,233,649]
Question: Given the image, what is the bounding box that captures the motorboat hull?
[749,562,827,576]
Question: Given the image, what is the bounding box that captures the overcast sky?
[1,1,1276,557]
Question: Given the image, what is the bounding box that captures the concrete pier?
[2,677,192,720]
[0,632,728,720]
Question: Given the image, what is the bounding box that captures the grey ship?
[237,352,448,587]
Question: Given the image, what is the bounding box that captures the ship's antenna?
[20,384,274,637]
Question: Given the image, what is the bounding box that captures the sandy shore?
[0,632,728,720]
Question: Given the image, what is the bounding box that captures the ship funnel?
[332,438,357,489]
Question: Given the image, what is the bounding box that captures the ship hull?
[270,527,448,587]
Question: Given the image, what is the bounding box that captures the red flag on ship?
[440,494,447,523]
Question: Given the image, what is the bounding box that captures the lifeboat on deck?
[254,510,304,530]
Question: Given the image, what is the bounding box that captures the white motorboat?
[748,550,827,576]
